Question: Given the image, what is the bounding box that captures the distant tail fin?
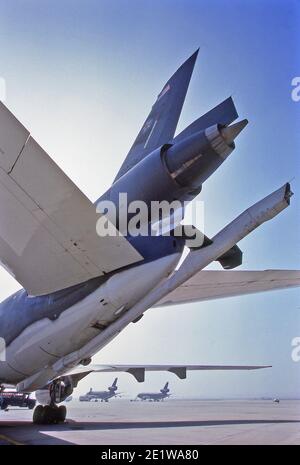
[114,50,199,181]
[108,378,118,391]
[161,382,169,392]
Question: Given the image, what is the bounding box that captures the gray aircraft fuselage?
[137,383,170,402]
[79,389,117,402]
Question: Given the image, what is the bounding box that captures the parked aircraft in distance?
[79,378,119,402]
[135,382,170,402]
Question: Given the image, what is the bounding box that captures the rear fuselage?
[0,235,184,387]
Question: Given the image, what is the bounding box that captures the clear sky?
[0,0,299,399]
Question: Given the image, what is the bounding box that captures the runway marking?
[0,433,24,445]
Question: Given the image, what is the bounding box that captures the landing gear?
[33,404,67,425]
[33,379,69,425]
[33,405,44,424]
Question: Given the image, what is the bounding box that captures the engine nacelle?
[97,120,247,229]
[98,143,192,223]
[108,386,117,392]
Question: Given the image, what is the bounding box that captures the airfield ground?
[0,399,299,445]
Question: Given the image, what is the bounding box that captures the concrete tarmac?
[0,399,299,445]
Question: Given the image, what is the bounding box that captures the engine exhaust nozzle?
[220,119,249,145]
[164,119,248,188]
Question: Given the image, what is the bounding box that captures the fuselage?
[0,235,184,387]
[137,392,169,401]
[79,390,116,402]
[137,382,170,401]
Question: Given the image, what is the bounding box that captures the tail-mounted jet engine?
[161,387,170,394]
[99,119,248,227]
[108,385,118,392]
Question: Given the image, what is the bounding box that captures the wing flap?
[0,102,143,295]
[0,102,29,172]
[154,270,300,307]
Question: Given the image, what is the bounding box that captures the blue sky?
[0,0,299,398]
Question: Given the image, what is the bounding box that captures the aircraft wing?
[65,363,271,384]
[153,270,300,307]
[0,102,143,296]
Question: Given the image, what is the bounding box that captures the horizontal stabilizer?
[154,270,300,306]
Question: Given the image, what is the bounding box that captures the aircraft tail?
[109,378,118,391]
[173,96,238,144]
[114,50,199,181]
[161,382,169,393]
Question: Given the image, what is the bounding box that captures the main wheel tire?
[33,405,44,424]
[33,404,66,424]
[57,405,67,423]
[42,405,55,424]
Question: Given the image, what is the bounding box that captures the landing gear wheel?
[33,405,44,424]
[43,405,55,424]
[57,405,67,423]
[33,404,67,424]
